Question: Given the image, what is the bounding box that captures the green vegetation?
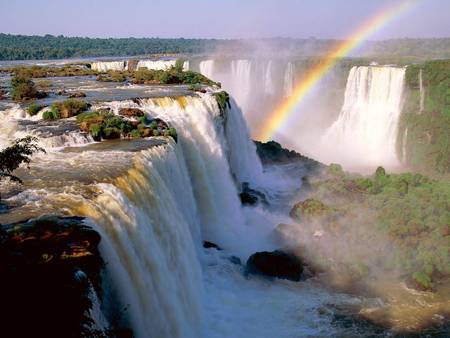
[297,165,450,290]
[42,109,60,120]
[0,34,222,60]
[76,111,177,142]
[213,91,230,113]
[1,34,450,61]
[10,75,38,100]
[27,103,46,116]
[131,66,217,86]
[9,65,96,78]
[96,71,127,82]
[399,60,450,175]
[46,99,89,119]
[0,136,45,186]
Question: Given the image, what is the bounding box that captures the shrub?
[42,108,61,120]
[89,124,102,140]
[168,127,177,138]
[11,75,38,100]
[51,99,88,118]
[213,91,230,113]
[27,103,46,116]
[0,136,45,186]
[130,129,141,138]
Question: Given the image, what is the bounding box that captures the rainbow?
[257,0,419,141]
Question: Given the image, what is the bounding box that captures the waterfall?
[224,98,264,184]
[91,61,126,72]
[78,143,204,338]
[230,60,252,112]
[322,66,406,168]
[199,60,215,79]
[283,62,295,97]
[135,60,188,71]
[419,69,425,114]
[113,94,262,247]
[263,60,275,96]
[402,128,408,164]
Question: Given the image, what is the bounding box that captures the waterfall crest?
[321,66,406,169]
[91,61,126,72]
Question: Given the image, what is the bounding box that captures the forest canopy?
[1,34,450,60]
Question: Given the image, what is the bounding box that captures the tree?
[0,136,45,186]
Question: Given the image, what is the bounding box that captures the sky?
[0,0,449,40]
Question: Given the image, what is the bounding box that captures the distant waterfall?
[231,60,252,112]
[419,69,425,114]
[199,60,215,79]
[264,60,275,96]
[135,60,188,71]
[322,66,406,168]
[283,62,295,97]
[401,128,408,164]
[91,61,126,72]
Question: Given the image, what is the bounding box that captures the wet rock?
[0,215,106,337]
[0,88,6,100]
[203,241,222,250]
[119,107,144,118]
[56,89,68,96]
[254,140,323,172]
[68,91,87,98]
[239,182,268,206]
[246,250,303,281]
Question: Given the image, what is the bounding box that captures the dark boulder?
[56,89,68,96]
[246,250,303,281]
[119,107,144,118]
[0,215,108,337]
[239,182,268,206]
[203,241,222,250]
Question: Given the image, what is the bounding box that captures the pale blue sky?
[0,0,449,39]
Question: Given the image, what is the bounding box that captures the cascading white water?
[230,60,252,113]
[137,95,260,249]
[263,60,275,96]
[81,143,204,338]
[199,60,215,79]
[401,128,408,164]
[419,69,425,114]
[283,62,295,97]
[91,61,126,72]
[135,60,189,71]
[223,97,264,185]
[321,66,406,169]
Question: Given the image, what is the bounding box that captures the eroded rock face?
[245,250,303,281]
[0,216,107,338]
